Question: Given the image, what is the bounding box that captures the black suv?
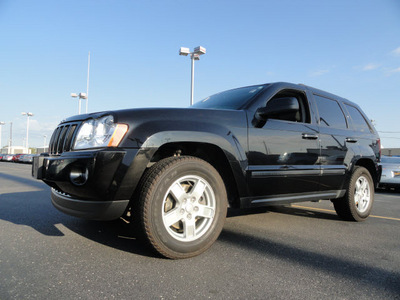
[33,82,381,259]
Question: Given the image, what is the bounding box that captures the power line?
[380,137,400,140]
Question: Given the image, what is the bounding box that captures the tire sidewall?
[349,167,374,220]
[146,158,227,256]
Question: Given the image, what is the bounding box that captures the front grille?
[48,122,80,155]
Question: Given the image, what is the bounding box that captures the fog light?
[70,166,89,186]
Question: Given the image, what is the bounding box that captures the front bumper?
[32,149,136,220]
[51,188,129,220]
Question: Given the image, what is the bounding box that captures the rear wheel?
[135,156,227,259]
[333,166,374,221]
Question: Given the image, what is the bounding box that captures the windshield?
[381,156,400,164]
[192,85,266,110]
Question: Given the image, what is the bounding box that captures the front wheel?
[135,156,227,259]
[333,166,374,222]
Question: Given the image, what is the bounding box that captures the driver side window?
[267,90,310,123]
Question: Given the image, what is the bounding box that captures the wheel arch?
[354,158,379,187]
[147,141,243,208]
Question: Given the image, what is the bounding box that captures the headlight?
[73,115,128,150]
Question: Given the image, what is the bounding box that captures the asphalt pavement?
[1,162,399,299]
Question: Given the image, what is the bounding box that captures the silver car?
[379,156,400,190]
[20,154,37,164]
[3,154,14,162]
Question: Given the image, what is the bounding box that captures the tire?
[333,166,374,222]
[135,156,227,259]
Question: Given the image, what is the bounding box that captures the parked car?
[32,82,381,259]
[12,154,24,162]
[379,156,400,190]
[3,154,14,162]
[20,154,37,164]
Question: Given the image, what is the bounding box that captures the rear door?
[312,94,356,192]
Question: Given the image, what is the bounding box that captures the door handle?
[345,137,358,143]
[302,133,318,140]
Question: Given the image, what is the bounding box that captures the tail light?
[377,138,381,161]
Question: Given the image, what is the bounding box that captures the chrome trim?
[251,192,338,204]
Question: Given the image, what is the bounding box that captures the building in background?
[382,148,400,156]
[1,146,30,154]
[36,147,49,154]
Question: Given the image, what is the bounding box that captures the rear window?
[192,85,265,110]
[345,104,373,133]
[314,95,347,129]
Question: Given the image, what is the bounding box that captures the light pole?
[179,46,206,106]
[43,135,47,148]
[0,122,5,152]
[86,51,90,114]
[71,92,87,115]
[21,112,33,153]
[71,51,91,115]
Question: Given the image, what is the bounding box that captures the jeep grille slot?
[49,123,79,155]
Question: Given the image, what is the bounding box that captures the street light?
[21,112,33,153]
[179,46,207,106]
[71,51,91,114]
[43,135,47,148]
[71,92,87,115]
[0,122,5,152]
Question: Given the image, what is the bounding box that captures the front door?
[247,89,320,199]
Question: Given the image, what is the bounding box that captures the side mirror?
[265,97,299,117]
[252,97,299,127]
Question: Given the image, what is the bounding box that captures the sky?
[0,0,400,149]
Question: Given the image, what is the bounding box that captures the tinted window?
[192,85,265,110]
[345,104,372,133]
[266,97,301,122]
[314,95,347,129]
[266,94,310,123]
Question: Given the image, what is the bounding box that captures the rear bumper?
[379,171,400,189]
[378,181,400,189]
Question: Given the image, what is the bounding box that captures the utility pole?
[8,122,12,154]
[0,122,5,152]
[86,51,90,114]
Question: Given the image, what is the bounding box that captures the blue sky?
[0,0,400,148]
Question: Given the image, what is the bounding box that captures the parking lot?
[0,161,399,299]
